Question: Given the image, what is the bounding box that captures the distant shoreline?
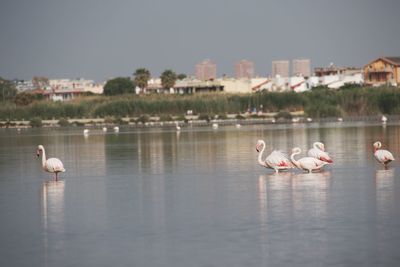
[0,114,396,129]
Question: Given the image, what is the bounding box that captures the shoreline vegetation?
[1,85,400,128]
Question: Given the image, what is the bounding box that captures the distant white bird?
[83,129,89,135]
[307,142,333,163]
[373,141,395,169]
[292,117,300,123]
[307,117,313,122]
[212,123,218,129]
[290,147,330,173]
[36,145,65,181]
[381,115,387,123]
[102,127,107,132]
[113,126,119,132]
[337,117,343,122]
[256,140,293,173]
[271,119,276,123]
[175,121,181,131]
[235,123,241,128]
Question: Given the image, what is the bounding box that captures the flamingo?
[373,141,395,169]
[307,142,333,163]
[381,115,387,123]
[36,145,65,181]
[83,129,89,135]
[113,126,119,132]
[290,147,330,173]
[102,127,107,132]
[256,140,293,173]
[175,121,181,131]
[212,123,218,129]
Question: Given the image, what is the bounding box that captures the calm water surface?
[0,122,400,267]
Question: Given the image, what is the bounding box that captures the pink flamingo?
[36,145,65,181]
[256,140,293,173]
[307,142,333,163]
[373,141,395,169]
[291,147,330,173]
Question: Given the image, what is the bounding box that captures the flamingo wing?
[265,150,293,169]
[45,158,65,173]
[298,157,328,171]
[375,149,395,164]
[308,148,333,163]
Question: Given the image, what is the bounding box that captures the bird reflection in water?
[292,171,331,190]
[375,169,395,218]
[292,171,331,219]
[42,180,65,231]
[41,180,65,266]
[258,172,293,220]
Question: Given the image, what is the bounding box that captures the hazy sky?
[0,0,399,82]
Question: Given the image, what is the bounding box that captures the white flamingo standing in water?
[36,145,65,181]
[373,141,395,169]
[256,140,293,173]
[307,142,333,163]
[175,121,181,131]
[291,147,330,173]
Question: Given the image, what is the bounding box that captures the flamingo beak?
[256,144,261,152]
[36,150,40,157]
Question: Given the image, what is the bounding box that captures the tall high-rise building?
[272,60,289,77]
[235,59,254,79]
[195,59,217,80]
[292,59,311,77]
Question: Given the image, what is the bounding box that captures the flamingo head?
[36,145,44,157]
[315,142,325,151]
[373,141,382,150]
[292,147,302,154]
[255,140,264,152]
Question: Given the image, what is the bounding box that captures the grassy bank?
[0,86,399,121]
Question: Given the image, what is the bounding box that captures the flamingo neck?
[290,151,301,169]
[41,149,47,168]
[314,143,324,151]
[257,142,268,167]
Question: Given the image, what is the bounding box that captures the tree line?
[103,68,186,96]
[1,86,400,121]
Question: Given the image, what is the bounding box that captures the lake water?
[0,122,400,267]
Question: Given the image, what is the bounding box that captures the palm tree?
[133,68,151,93]
[160,69,177,93]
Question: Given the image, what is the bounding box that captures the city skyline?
[0,0,399,82]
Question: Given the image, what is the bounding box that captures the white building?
[218,78,252,93]
[49,78,103,94]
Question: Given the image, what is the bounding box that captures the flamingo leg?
[55,172,58,181]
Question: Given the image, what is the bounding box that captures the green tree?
[14,91,35,106]
[177,73,187,80]
[103,77,134,96]
[133,68,151,93]
[0,77,17,102]
[160,69,177,90]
